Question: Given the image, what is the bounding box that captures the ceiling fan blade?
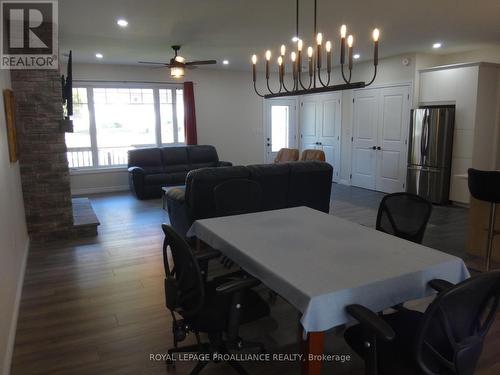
[186,60,217,66]
[138,61,170,66]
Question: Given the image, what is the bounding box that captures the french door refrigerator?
[406,106,455,204]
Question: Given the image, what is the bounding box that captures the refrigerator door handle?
[421,109,429,157]
[424,109,430,156]
[420,110,427,159]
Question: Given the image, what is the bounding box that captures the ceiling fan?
[139,45,216,78]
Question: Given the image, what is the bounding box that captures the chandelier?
[251,0,379,98]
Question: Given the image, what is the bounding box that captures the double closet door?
[299,92,341,182]
[351,85,410,193]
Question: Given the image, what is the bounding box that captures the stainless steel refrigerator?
[406,106,455,204]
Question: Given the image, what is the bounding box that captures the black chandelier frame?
[252,0,379,99]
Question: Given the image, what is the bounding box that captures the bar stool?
[468,168,500,271]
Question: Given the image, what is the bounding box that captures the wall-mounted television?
[61,50,73,119]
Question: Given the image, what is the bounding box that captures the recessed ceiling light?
[353,54,360,59]
[432,42,442,49]
[222,60,229,65]
[95,53,103,59]
[117,19,128,27]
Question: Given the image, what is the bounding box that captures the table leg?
[301,331,325,375]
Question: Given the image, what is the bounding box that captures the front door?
[265,99,297,163]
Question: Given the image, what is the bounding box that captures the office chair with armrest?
[344,270,500,375]
[376,192,433,244]
[162,224,270,375]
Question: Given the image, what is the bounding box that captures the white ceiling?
[59,0,500,70]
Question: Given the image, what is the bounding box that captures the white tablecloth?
[187,206,470,333]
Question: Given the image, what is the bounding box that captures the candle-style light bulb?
[316,33,323,45]
[372,29,379,67]
[347,35,354,48]
[277,56,283,66]
[340,25,347,65]
[291,51,297,82]
[251,54,257,82]
[340,25,347,38]
[265,50,272,61]
[280,44,286,56]
[307,46,313,77]
[291,51,297,62]
[325,41,332,73]
[347,35,354,70]
[297,39,303,52]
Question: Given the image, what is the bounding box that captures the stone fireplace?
[11,70,98,241]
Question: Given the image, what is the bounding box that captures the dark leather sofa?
[128,145,232,199]
[166,161,333,238]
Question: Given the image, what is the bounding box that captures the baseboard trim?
[71,185,129,196]
[339,179,351,186]
[3,239,30,375]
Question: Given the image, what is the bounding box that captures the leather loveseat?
[165,161,333,238]
[128,145,232,199]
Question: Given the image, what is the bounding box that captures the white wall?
[68,64,264,194]
[0,71,29,375]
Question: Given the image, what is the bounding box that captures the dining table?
[187,206,470,375]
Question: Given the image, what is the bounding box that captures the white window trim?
[67,83,185,171]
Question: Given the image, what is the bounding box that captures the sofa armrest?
[165,188,192,238]
[218,161,233,167]
[128,166,145,174]
[166,187,186,203]
[128,167,146,199]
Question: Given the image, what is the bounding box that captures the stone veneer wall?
[11,70,73,241]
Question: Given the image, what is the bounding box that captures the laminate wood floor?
[10,184,499,375]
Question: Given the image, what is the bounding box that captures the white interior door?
[265,99,297,163]
[299,93,342,182]
[299,98,318,151]
[318,93,342,182]
[375,86,410,193]
[351,89,379,190]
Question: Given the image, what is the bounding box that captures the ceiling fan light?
[170,66,185,78]
[175,56,186,63]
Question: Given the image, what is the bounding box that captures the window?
[66,86,184,169]
[271,105,290,152]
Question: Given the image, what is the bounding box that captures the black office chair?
[344,270,500,375]
[162,224,270,375]
[214,179,262,268]
[468,168,500,271]
[376,192,433,244]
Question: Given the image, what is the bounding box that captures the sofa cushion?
[188,145,219,166]
[247,163,290,211]
[288,161,333,213]
[128,148,163,174]
[185,166,250,220]
[160,147,190,173]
